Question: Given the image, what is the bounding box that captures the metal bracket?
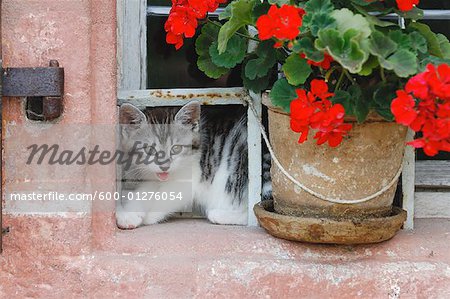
[1,59,64,120]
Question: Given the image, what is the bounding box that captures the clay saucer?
[254,200,407,244]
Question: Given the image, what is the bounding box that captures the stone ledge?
[109,219,450,263]
[1,219,449,298]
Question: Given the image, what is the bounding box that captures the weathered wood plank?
[147,6,225,17]
[117,88,250,107]
[415,160,450,189]
[247,91,262,226]
[117,0,147,90]
[415,192,450,218]
[402,130,415,230]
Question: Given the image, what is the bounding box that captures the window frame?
[411,9,450,222]
[117,0,262,226]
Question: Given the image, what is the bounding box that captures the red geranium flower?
[392,63,450,156]
[428,64,450,100]
[405,70,429,100]
[391,90,418,126]
[165,0,226,50]
[289,79,352,147]
[256,5,305,42]
[301,53,334,70]
[396,0,420,12]
[171,6,200,37]
[314,122,353,147]
[166,31,184,50]
[310,79,334,100]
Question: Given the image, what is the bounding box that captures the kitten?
[116,102,250,228]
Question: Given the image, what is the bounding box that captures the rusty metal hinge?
[1,59,64,120]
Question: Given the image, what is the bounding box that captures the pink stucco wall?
[1,0,117,254]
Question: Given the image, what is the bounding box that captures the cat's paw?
[207,209,247,225]
[116,211,145,229]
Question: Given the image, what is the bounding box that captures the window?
[412,2,450,218]
[117,1,450,229]
[146,3,242,89]
[117,0,262,226]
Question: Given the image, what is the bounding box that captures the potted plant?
[164,0,450,243]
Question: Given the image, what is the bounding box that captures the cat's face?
[119,102,200,182]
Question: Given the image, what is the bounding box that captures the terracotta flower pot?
[264,96,408,221]
[254,97,409,244]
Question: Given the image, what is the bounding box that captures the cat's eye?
[170,145,183,156]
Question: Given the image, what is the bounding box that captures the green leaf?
[351,0,394,15]
[269,78,297,113]
[410,22,445,58]
[242,67,271,93]
[219,4,232,20]
[302,0,335,35]
[217,0,256,54]
[244,41,277,80]
[358,55,379,76]
[197,56,229,79]
[349,85,369,123]
[350,0,378,6]
[196,23,229,79]
[368,30,397,58]
[436,33,450,59]
[379,49,418,78]
[419,56,450,71]
[209,35,247,68]
[373,84,396,121]
[314,8,372,74]
[368,30,417,78]
[332,85,369,122]
[351,3,396,27]
[331,8,371,39]
[308,13,337,37]
[315,28,368,73]
[252,1,271,20]
[196,23,216,57]
[409,31,428,54]
[281,54,312,86]
[304,0,334,15]
[397,7,424,21]
[388,30,412,51]
[293,37,324,62]
[332,90,353,115]
[268,0,290,5]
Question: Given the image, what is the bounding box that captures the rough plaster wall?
[1,0,117,254]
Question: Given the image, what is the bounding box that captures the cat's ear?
[174,101,200,131]
[119,103,146,126]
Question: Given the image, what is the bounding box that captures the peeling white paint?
[302,164,336,183]
[294,185,302,195]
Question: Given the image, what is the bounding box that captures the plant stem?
[343,69,355,84]
[207,19,260,42]
[335,69,346,91]
[325,66,339,82]
[380,67,387,82]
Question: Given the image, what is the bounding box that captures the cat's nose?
[159,166,169,172]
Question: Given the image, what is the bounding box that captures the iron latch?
[1,60,64,120]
